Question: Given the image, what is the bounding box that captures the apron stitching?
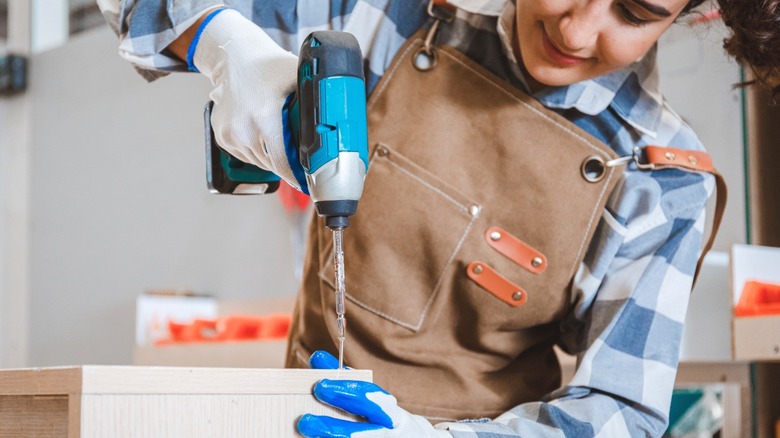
[371,34,614,161]
[417,210,480,329]
[342,210,479,332]
[317,252,426,330]
[344,293,421,330]
[383,156,470,212]
[367,38,424,112]
[438,48,613,157]
[366,39,614,317]
[415,44,621,290]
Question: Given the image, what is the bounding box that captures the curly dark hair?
[716,0,780,92]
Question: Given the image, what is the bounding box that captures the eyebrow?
[629,0,673,17]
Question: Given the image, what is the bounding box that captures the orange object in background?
[735,280,780,317]
[156,314,291,345]
[277,182,311,212]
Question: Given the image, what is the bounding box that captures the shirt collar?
[492,1,665,138]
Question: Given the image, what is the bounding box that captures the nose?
[556,1,604,52]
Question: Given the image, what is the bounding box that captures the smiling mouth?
[540,27,590,67]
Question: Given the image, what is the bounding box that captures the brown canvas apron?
[285,13,727,421]
[285,28,625,420]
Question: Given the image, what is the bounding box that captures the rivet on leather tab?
[466,261,527,307]
[469,205,480,217]
[484,226,547,274]
[665,152,675,161]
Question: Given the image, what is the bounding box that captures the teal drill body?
[285,31,369,230]
[205,30,369,231]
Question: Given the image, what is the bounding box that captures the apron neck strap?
[414,0,456,71]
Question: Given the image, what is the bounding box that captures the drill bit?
[333,228,347,370]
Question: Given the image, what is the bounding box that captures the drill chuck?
[306,150,366,230]
[316,201,357,230]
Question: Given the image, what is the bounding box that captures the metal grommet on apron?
[581,155,607,182]
[413,0,454,71]
[580,152,637,183]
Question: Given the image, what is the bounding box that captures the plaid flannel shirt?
[98,1,714,436]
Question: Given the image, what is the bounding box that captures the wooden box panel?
[0,366,372,438]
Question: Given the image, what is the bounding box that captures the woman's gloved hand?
[297,351,453,438]
[192,9,305,191]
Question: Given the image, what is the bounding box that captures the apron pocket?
[318,143,479,332]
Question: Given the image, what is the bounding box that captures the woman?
[98,0,778,436]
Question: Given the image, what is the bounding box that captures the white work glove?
[297,351,454,438]
[192,9,304,190]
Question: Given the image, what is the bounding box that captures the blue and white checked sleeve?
[97,0,427,85]
[97,0,226,80]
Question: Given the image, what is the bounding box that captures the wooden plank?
[0,395,69,437]
[0,365,372,438]
[80,366,371,395]
[68,393,81,438]
[0,366,372,437]
[0,367,82,395]
[0,366,371,396]
[79,393,363,438]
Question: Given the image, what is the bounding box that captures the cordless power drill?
[204,31,369,368]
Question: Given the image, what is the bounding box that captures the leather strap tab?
[432,0,456,11]
[466,262,528,307]
[644,146,714,172]
[485,226,547,274]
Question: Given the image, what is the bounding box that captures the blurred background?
[0,1,778,436]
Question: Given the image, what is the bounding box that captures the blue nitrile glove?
[297,350,453,438]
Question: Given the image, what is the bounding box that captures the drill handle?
[204,100,282,195]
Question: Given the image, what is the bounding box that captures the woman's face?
[516,0,689,86]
